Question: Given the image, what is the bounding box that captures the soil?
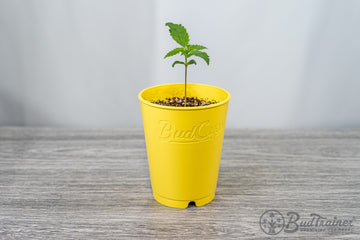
[152,97,217,107]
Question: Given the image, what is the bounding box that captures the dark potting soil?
[152,97,217,107]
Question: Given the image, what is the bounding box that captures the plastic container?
[139,83,230,208]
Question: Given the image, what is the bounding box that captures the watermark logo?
[158,120,224,143]
[260,210,355,235]
[259,210,285,235]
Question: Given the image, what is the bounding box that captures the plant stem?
[184,56,188,107]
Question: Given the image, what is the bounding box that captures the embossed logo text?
[159,120,224,143]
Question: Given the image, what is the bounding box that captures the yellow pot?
[138,83,231,208]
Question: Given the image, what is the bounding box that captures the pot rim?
[138,83,231,111]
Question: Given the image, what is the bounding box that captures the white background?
[1,0,359,128]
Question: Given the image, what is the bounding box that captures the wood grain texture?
[0,127,359,239]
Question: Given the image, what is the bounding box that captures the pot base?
[153,192,215,209]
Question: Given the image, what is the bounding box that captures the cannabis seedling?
[164,22,210,107]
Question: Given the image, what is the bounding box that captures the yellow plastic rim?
[138,83,231,111]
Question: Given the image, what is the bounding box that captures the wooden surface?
[0,127,359,239]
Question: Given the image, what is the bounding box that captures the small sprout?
[164,22,210,106]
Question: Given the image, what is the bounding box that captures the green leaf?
[187,59,197,65]
[164,48,183,58]
[165,22,189,47]
[172,61,185,67]
[188,50,210,65]
[188,44,207,51]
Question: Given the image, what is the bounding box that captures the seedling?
[164,22,210,107]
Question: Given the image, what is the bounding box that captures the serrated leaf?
[188,44,207,51]
[172,61,185,67]
[188,50,210,65]
[187,59,197,65]
[165,22,189,47]
[164,48,183,58]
